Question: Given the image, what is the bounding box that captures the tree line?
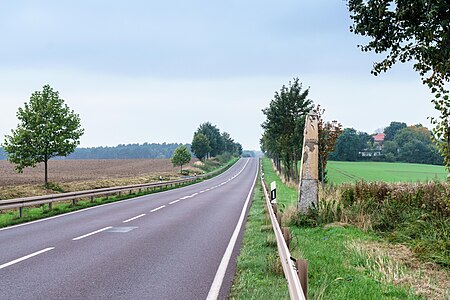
[0,144,189,160]
[330,121,443,165]
[260,78,342,185]
[191,122,242,161]
[260,78,314,183]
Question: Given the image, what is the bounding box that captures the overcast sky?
[0,1,437,150]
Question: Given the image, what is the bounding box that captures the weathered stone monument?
[298,112,319,213]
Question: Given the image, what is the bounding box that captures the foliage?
[348,0,450,170]
[383,121,407,141]
[329,123,443,165]
[261,77,314,183]
[171,145,191,173]
[317,105,343,187]
[338,181,450,266]
[191,133,211,161]
[192,122,242,160]
[2,85,84,184]
[329,128,368,161]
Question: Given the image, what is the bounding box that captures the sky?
[0,0,437,151]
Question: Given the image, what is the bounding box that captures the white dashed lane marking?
[72,227,112,241]
[150,205,166,212]
[123,214,146,223]
[0,247,55,270]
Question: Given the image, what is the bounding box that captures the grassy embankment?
[231,158,449,299]
[327,161,447,184]
[0,156,238,228]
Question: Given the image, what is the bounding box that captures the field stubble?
[0,159,200,199]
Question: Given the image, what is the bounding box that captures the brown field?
[0,159,200,200]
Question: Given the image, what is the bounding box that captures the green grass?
[256,158,423,299]
[229,177,289,299]
[327,161,447,185]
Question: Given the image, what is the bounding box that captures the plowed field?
[0,159,188,186]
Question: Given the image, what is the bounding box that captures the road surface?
[0,158,258,300]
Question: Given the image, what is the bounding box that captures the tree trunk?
[321,159,325,189]
[44,159,48,185]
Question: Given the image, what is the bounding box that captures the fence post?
[298,112,319,213]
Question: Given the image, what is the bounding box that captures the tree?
[2,85,84,185]
[384,121,407,141]
[329,128,366,161]
[261,78,314,183]
[171,145,191,173]
[317,106,342,188]
[191,133,211,161]
[195,122,223,158]
[348,1,450,170]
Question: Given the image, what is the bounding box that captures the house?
[359,133,385,157]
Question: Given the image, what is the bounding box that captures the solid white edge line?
[123,213,146,223]
[72,226,112,241]
[150,205,166,212]
[0,247,55,270]
[206,160,258,300]
[0,159,246,233]
[169,200,180,205]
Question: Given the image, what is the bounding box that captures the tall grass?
[293,181,450,268]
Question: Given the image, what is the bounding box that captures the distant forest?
[0,143,188,160]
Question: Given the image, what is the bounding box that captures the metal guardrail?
[0,160,236,217]
[260,159,307,300]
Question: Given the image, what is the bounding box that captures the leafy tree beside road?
[348,0,450,170]
[171,145,191,173]
[191,122,242,160]
[2,85,84,185]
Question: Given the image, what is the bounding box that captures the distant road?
[0,158,258,300]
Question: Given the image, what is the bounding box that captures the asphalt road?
[0,158,258,300]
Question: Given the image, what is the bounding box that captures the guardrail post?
[90,196,94,203]
[49,202,52,210]
[282,227,291,249]
[296,259,308,300]
[72,199,77,206]
[19,207,23,218]
[276,213,282,226]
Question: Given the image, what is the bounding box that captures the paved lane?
[0,158,258,300]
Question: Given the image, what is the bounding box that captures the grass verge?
[258,157,449,299]
[229,173,289,299]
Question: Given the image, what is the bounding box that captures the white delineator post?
[270,181,277,204]
[298,112,319,213]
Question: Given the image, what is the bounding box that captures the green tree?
[196,122,223,158]
[384,121,407,141]
[191,133,211,161]
[261,78,314,182]
[2,85,84,185]
[329,128,367,161]
[348,0,450,170]
[171,145,191,173]
[382,140,399,161]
